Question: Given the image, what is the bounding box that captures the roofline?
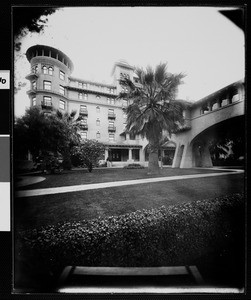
[26,44,74,72]
[69,76,116,88]
[192,79,244,107]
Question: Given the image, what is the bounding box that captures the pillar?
[200,141,213,167]
[217,99,222,108]
[105,148,109,160]
[180,142,193,168]
[128,148,133,162]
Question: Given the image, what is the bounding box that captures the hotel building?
[25,44,157,166]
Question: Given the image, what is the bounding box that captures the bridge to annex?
[171,80,245,168]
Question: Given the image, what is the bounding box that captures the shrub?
[16,193,244,281]
[123,163,145,169]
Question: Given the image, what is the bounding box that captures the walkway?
[16,168,244,198]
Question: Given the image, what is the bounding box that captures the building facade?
[25,45,245,168]
[25,45,150,167]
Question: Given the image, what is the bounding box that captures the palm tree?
[118,63,186,174]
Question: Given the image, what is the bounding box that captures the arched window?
[48,67,53,75]
[96,106,100,113]
[42,66,48,74]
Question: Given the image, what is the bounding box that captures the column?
[128,148,132,161]
[226,92,232,105]
[217,99,222,108]
[105,148,109,160]
[180,142,193,168]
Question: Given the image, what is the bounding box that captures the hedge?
[15,193,245,287]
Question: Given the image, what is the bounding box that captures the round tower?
[25,45,74,111]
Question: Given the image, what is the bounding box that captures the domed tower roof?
[26,44,74,73]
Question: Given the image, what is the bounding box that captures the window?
[59,100,65,110]
[79,93,83,99]
[32,97,36,106]
[80,105,87,113]
[81,118,87,125]
[80,131,87,139]
[109,133,115,141]
[32,65,38,73]
[96,131,101,139]
[48,67,53,75]
[83,83,87,89]
[96,95,101,99]
[32,81,37,90]
[123,123,127,129]
[96,106,100,113]
[109,120,114,127]
[60,70,65,80]
[78,82,83,88]
[84,94,88,100]
[43,96,52,106]
[108,98,114,105]
[130,133,136,140]
[42,66,48,74]
[59,85,65,95]
[96,119,100,126]
[108,108,114,114]
[43,80,51,90]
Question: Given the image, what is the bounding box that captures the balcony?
[25,72,39,81]
[80,124,88,130]
[41,101,53,110]
[79,110,88,116]
[27,88,37,95]
[108,113,116,119]
[108,126,116,132]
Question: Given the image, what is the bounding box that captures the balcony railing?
[108,126,116,132]
[80,124,88,130]
[79,110,88,116]
[41,101,53,110]
[108,113,116,119]
[25,72,39,81]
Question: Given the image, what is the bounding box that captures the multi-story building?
[25,45,244,168]
[25,44,149,166]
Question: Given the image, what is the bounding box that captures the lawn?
[15,172,244,231]
[16,167,233,190]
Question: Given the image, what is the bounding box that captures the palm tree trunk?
[148,139,160,174]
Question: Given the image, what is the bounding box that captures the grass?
[15,167,233,190]
[15,173,244,231]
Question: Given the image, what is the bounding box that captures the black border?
[0,1,249,299]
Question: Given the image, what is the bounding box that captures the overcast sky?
[15,6,245,116]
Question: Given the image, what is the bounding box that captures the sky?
[14,6,245,116]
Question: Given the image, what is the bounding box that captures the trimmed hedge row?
[123,163,145,169]
[16,193,245,281]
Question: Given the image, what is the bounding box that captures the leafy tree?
[14,7,59,93]
[13,7,59,51]
[14,106,81,170]
[71,140,105,172]
[54,110,81,169]
[118,63,186,174]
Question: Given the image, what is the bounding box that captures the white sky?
[15,6,245,116]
